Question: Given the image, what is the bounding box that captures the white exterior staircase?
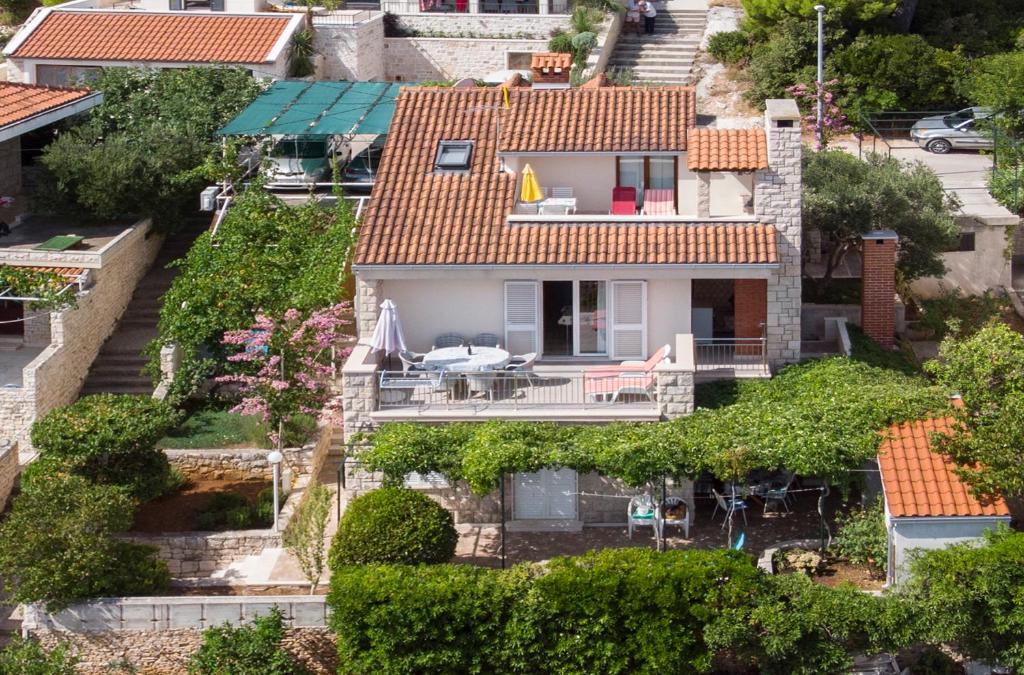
[608,4,706,85]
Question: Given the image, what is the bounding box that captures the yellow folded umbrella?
[520,163,543,203]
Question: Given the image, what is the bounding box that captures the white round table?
[422,346,511,372]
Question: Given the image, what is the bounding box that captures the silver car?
[910,106,994,154]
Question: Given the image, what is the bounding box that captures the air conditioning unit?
[200,186,219,212]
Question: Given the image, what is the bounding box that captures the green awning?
[217,80,408,138]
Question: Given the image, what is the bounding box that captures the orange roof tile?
[688,128,769,171]
[354,87,777,267]
[500,86,695,153]
[0,82,93,128]
[878,417,1010,518]
[11,11,293,64]
[531,52,571,71]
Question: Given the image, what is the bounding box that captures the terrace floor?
[0,345,45,387]
[0,216,131,252]
[456,491,836,567]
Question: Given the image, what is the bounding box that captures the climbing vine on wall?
[0,265,78,312]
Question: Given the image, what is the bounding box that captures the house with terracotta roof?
[877,406,1012,585]
[3,6,303,86]
[341,60,803,440]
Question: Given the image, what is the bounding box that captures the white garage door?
[513,469,577,520]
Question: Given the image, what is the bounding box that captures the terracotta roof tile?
[531,52,571,71]
[355,86,775,267]
[688,128,769,172]
[11,11,293,64]
[878,416,1010,518]
[0,82,93,128]
[500,86,695,153]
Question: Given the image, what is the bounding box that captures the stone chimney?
[753,99,803,366]
[861,230,898,348]
[530,52,571,89]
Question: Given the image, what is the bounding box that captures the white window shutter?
[611,281,647,360]
[504,281,538,355]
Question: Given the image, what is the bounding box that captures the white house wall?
[890,516,1009,584]
[709,171,753,217]
[378,276,692,356]
[509,155,617,213]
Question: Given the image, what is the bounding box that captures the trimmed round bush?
[29,394,180,500]
[329,487,457,567]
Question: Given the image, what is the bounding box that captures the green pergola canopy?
[217,80,406,137]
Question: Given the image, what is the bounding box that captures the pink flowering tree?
[786,79,852,151]
[217,302,353,447]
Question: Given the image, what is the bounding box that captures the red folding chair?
[612,186,637,215]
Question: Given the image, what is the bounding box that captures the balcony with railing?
[381,0,568,14]
[694,338,768,378]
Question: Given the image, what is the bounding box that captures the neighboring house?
[342,57,809,439]
[877,404,1011,586]
[0,82,101,198]
[3,6,302,85]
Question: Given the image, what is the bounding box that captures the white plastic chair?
[658,496,690,539]
[627,494,658,539]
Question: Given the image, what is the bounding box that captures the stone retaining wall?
[384,36,549,81]
[164,446,314,483]
[391,13,567,38]
[0,441,17,509]
[24,596,336,674]
[314,14,386,80]
[124,531,282,577]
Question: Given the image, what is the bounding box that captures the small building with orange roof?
[877,400,1011,585]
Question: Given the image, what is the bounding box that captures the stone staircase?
[79,220,208,397]
[608,4,706,85]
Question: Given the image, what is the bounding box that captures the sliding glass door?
[576,281,607,355]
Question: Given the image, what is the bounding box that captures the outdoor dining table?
[422,346,511,372]
[538,197,577,215]
[423,346,511,400]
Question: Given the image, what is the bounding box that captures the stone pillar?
[22,310,51,346]
[754,99,802,367]
[655,334,695,419]
[696,172,711,218]
[340,344,379,441]
[355,275,382,341]
[861,230,898,348]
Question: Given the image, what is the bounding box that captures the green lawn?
[157,409,266,450]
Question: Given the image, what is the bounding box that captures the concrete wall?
[24,597,336,674]
[507,154,618,213]
[911,215,1015,299]
[889,516,1009,585]
[11,57,287,86]
[315,14,386,81]
[0,222,162,446]
[384,36,549,81]
[0,137,21,197]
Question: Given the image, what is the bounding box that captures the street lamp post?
[267,450,284,532]
[815,4,826,149]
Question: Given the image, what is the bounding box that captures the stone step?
[80,384,154,396]
[87,365,148,378]
[618,65,694,76]
[612,44,698,55]
[610,59,693,69]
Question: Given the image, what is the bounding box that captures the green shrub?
[328,548,762,675]
[0,636,78,675]
[830,34,967,112]
[329,487,456,567]
[548,30,573,53]
[832,500,887,571]
[916,288,1008,340]
[195,490,273,531]
[708,30,751,65]
[742,16,824,108]
[29,394,180,500]
[188,607,308,675]
[0,474,169,611]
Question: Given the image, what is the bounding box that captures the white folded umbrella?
[370,299,406,356]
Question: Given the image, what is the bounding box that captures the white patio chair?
[433,333,465,349]
[471,332,501,348]
[398,349,426,373]
[658,496,690,539]
[627,493,658,540]
[550,186,574,199]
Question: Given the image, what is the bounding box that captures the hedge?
[328,548,763,675]
[356,356,947,494]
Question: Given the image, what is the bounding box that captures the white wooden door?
[610,280,647,360]
[514,469,578,520]
[504,281,539,356]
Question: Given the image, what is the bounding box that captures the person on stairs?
[640,0,656,35]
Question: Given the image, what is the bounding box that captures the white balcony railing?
[694,338,767,373]
[376,368,660,411]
